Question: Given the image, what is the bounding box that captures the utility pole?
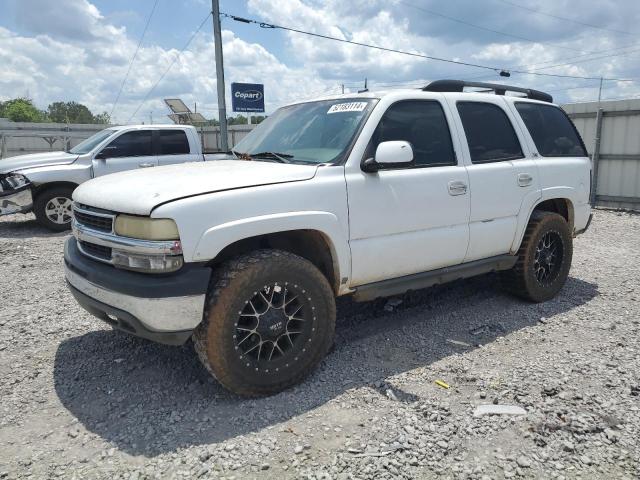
[212,0,229,151]
[149,111,153,124]
[597,77,603,102]
[341,84,344,94]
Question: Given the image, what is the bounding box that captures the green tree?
[0,98,44,122]
[93,111,111,124]
[46,101,95,123]
[227,115,248,125]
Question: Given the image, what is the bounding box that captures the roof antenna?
[358,78,368,93]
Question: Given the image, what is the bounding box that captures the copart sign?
[231,83,265,113]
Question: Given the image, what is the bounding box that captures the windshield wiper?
[249,151,294,163]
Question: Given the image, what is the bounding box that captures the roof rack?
[423,80,553,103]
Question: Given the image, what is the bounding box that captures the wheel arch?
[32,181,79,199]
[512,197,575,252]
[206,229,342,295]
[191,211,351,295]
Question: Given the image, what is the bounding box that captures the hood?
[73,160,319,215]
[0,151,78,174]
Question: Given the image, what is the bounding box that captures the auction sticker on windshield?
[327,102,368,114]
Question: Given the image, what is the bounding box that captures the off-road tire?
[501,211,573,302]
[193,249,336,397]
[33,186,75,232]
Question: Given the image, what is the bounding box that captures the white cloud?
[0,2,338,124]
[14,0,126,43]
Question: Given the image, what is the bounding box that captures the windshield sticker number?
[327,102,368,114]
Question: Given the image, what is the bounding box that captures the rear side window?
[106,130,152,157]
[457,102,523,164]
[372,100,456,167]
[159,130,190,154]
[515,103,587,157]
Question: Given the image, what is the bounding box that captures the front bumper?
[64,237,210,345]
[0,185,33,216]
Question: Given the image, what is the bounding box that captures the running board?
[352,255,517,302]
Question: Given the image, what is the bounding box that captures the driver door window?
[106,131,153,157]
[92,130,157,177]
[369,100,456,167]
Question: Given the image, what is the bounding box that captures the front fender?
[192,211,351,291]
[19,163,92,187]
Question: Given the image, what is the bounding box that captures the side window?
[159,130,190,155]
[106,131,152,157]
[457,102,524,164]
[515,103,587,157]
[371,101,456,167]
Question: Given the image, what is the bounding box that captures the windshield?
[232,98,377,164]
[69,129,117,154]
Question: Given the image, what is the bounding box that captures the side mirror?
[95,145,117,160]
[361,141,414,173]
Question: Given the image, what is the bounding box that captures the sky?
[1,0,640,124]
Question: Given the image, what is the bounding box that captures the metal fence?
[563,99,640,211]
[0,119,256,159]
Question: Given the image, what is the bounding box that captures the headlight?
[114,215,180,240]
[0,173,30,193]
[112,250,184,273]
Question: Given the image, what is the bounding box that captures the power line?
[463,42,640,82]
[495,0,636,37]
[525,47,640,73]
[222,13,637,83]
[127,12,212,124]
[461,42,640,84]
[399,1,594,54]
[222,13,501,72]
[110,0,158,121]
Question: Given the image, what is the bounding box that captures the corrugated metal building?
[563,99,640,211]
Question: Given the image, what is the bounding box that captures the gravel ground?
[0,209,638,480]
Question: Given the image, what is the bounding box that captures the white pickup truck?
[0,125,210,231]
[64,80,593,396]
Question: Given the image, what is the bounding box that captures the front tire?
[193,249,336,397]
[33,186,75,232]
[502,211,573,302]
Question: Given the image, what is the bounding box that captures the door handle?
[517,173,533,187]
[138,162,155,168]
[448,180,468,196]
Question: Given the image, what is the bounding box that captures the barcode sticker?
[327,102,368,114]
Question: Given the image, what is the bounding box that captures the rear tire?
[193,249,336,397]
[33,186,75,232]
[501,211,573,302]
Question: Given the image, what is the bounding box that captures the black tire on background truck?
[33,186,75,232]
[193,249,336,397]
[501,211,573,302]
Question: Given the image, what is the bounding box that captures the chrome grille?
[73,210,113,232]
[78,240,112,262]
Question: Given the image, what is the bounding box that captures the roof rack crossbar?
[423,80,553,103]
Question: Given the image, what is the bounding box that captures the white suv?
[64,80,593,396]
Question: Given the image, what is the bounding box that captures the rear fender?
[511,187,576,252]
